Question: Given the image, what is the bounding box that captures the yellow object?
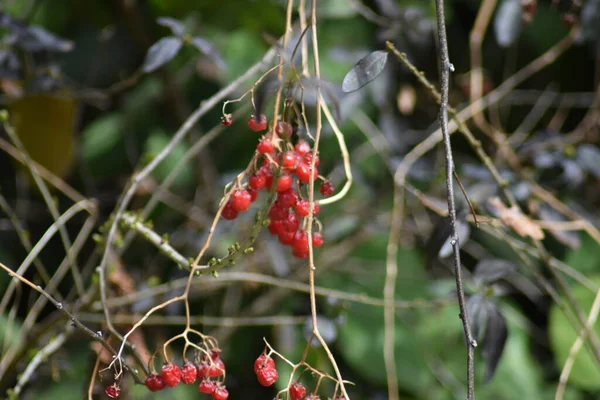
[9,93,78,180]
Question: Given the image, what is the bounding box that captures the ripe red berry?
[198,379,216,394]
[290,382,307,400]
[279,230,295,246]
[276,174,293,192]
[295,163,318,184]
[209,350,221,361]
[145,374,166,392]
[248,188,258,202]
[295,140,311,155]
[292,246,309,259]
[207,358,226,377]
[221,202,238,220]
[312,232,324,248]
[105,384,121,398]
[276,122,293,139]
[249,173,266,190]
[257,139,274,154]
[259,166,274,189]
[305,395,321,400]
[281,151,298,169]
[277,188,299,208]
[212,385,229,400]
[231,190,252,212]
[295,200,320,217]
[256,366,279,387]
[268,220,284,235]
[292,231,309,254]
[268,204,288,221]
[161,363,182,387]
[221,114,232,126]
[181,362,197,384]
[248,114,267,132]
[254,354,276,372]
[282,213,300,232]
[320,181,334,197]
[302,152,320,167]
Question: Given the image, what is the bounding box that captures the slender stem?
[434,0,476,398]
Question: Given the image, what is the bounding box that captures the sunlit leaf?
[342,50,389,93]
[18,25,74,52]
[142,36,183,73]
[157,16,185,36]
[494,0,523,47]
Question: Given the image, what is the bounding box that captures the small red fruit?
[231,190,252,212]
[105,384,121,398]
[296,163,318,184]
[276,174,293,192]
[198,379,216,394]
[320,181,334,197]
[248,188,258,202]
[278,230,295,246]
[212,385,229,400]
[276,122,293,139]
[254,353,276,371]
[221,114,232,126]
[249,173,266,190]
[292,231,309,254]
[259,166,274,189]
[295,200,320,217]
[221,202,238,220]
[268,204,288,221]
[305,395,321,400]
[257,139,274,154]
[181,362,197,384]
[256,366,279,387]
[282,213,300,232]
[268,220,284,235]
[145,374,166,392]
[207,358,226,377]
[302,152,320,167]
[281,151,298,169]
[292,247,309,259]
[248,114,268,132]
[312,232,324,248]
[277,188,298,208]
[161,363,182,387]
[290,382,307,400]
[295,140,311,155]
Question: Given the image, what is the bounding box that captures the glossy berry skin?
[302,152,320,167]
[248,189,258,202]
[276,174,293,192]
[295,140,311,155]
[295,200,320,217]
[278,230,295,246]
[282,213,300,232]
[320,181,334,197]
[254,354,276,371]
[312,232,324,248]
[277,188,299,209]
[207,358,226,377]
[198,379,216,394]
[212,386,229,400]
[295,163,318,184]
[231,190,252,212]
[181,362,197,384]
[281,151,298,169]
[221,202,238,220]
[249,173,266,190]
[292,246,309,259]
[248,114,267,132]
[257,140,274,154]
[161,363,182,387]
[292,231,309,254]
[276,122,293,139]
[256,366,278,387]
[259,166,274,189]
[145,374,166,392]
[268,204,288,221]
[105,384,121,398]
[290,382,307,400]
[268,220,284,236]
[305,395,321,400]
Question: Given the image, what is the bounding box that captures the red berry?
[561,13,576,27]
[276,174,293,192]
[295,163,318,184]
[231,190,252,212]
[256,366,278,387]
[161,363,182,387]
[198,379,216,394]
[281,151,298,169]
[279,230,295,246]
[209,350,221,361]
[248,189,258,202]
[282,213,300,232]
[254,354,276,372]
[276,122,293,139]
[290,382,307,400]
[249,173,266,190]
[305,395,321,400]
[207,358,226,377]
[105,384,121,398]
[212,385,229,400]
[292,231,309,254]
[257,139,274,154]
[268,204,288,221]
[221,202,238,220]
[248,114,268,132]
[259,166,274,189]
[277,188,299,208]
[295,140,311,155]
[320,181,334,197]
[292,247,309,259]
[312,232,324,248]
[302,152,320,167]
[268,220,284,235]
[181,362,197,384]
[145,374,166,392]
[295,200,320,217]
[221,114,232,126]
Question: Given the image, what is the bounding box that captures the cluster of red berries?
[104,383,121,398]
[254,353,278,387]
[144,351,228,399]
[221,113,334,259]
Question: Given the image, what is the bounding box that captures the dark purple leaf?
[467,295,489,342]
[190,37,225,69]
[142,36,183,73]
[157,17,186,37]
[342,50,389,93]
[18,26,73,52]
[474,259,517,287]
[482,304,508,383]
[494,0,523,47]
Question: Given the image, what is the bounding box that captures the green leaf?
[144,129,194,187]
[564,234,600,275]
[81,113,123,162]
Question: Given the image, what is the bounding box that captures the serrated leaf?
[474,259,517,287]
[142,36,183,73]
[190,36,225,69]
[18,25,73,52]
[494,0,523,47]
[342,50,388,93]
[157,17,185,36]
